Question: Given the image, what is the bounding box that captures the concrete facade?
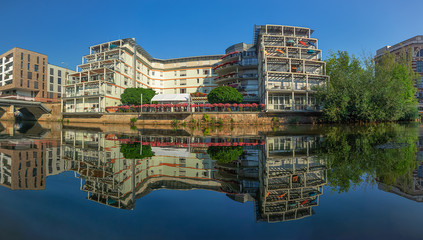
[63,39,222,113]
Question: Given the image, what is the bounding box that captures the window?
[197,78,200,84]
[27,80,30,88]
[58,86,61,92]
[50,76,54,83]
[417,50,423,57]
[28,54,30,61]
[197,69,199,74]
[203,69,209,75]
[27,72,32,79]
[180,88,186,93]
[28,63,30,70]
[58,78,61,84]
[37,56,39,64]
[36,73,39,80]
[20,70,23,78]
[21,53,23,60]
[50,85,53,91]
[180,70,187,76]
[34,65,39,72]
[180,79,187,86]
[58,70,61,77]
[50,68,53,75]
[417,61,423,73]
[42,75,44,81]
[21,62,23,69]
[34,81,38,89]
[43,58,45,65]
[43,67,45,73]
[20,79,23,87]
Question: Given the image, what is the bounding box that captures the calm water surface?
[0,121,422,240]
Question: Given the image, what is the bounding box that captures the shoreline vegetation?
[315,50,418,123]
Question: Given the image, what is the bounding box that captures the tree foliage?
[120,143,154,159]
[121,88,156,105]
[207,86,243,104]
[316,51,418,122]
[207,146,244,163]
[318,124,418,193]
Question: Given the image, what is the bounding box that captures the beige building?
[63,39,222,113]
[48,64,76,100]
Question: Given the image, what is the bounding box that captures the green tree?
[121,88,156,105]
[120,143,154,159]
[207,86,243,104]
[318,124,418,193]
[316,50,418,122]
[207,146,244,163]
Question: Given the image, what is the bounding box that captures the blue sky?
[2,0,422,70]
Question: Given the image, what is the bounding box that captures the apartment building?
[63,38,221,113]
[213,43,259,102]
[48,64,76,100]
[0,48,48,101]
[213,25,328,110]
[376,36,423,109]
[0,47,74,102]
[256,25,328,111]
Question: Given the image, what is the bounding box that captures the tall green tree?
[207,86,243,104]
[316,50,417,122]
[207,146,244,163]
[121,88,156,105]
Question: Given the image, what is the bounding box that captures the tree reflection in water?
[0,123,421,224]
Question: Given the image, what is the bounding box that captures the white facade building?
[63,38,221,113]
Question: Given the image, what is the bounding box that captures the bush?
[207,86,243,104]
[203,114,210,122]
[230,118,235,123]
[130,117,137,123]
[217,118,223,125]
[121,88,156,105]
[207,146,244,163]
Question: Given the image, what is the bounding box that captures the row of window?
[20,53,46,65]
[141,68,211,77]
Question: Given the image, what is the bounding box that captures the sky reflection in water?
[0,121,421,240]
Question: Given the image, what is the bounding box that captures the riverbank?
[61,111,322,125]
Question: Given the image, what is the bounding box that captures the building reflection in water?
[0,138,63,190]
[257,136,327,222]
[376,135,423,202]
[0,125,328,223]
[60,128,327,222]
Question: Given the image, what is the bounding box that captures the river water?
[0,121,422,240]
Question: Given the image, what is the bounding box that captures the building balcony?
[1,80,13,87]
[64,90,105,98]
[220,51,241,61]
[0,94,34,101]
[4,56,13,64]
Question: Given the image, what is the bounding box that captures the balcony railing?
[0,94,34,101]
[64,90,105,98]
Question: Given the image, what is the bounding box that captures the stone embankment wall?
[62,112,321,125]
[0,102,322,125]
